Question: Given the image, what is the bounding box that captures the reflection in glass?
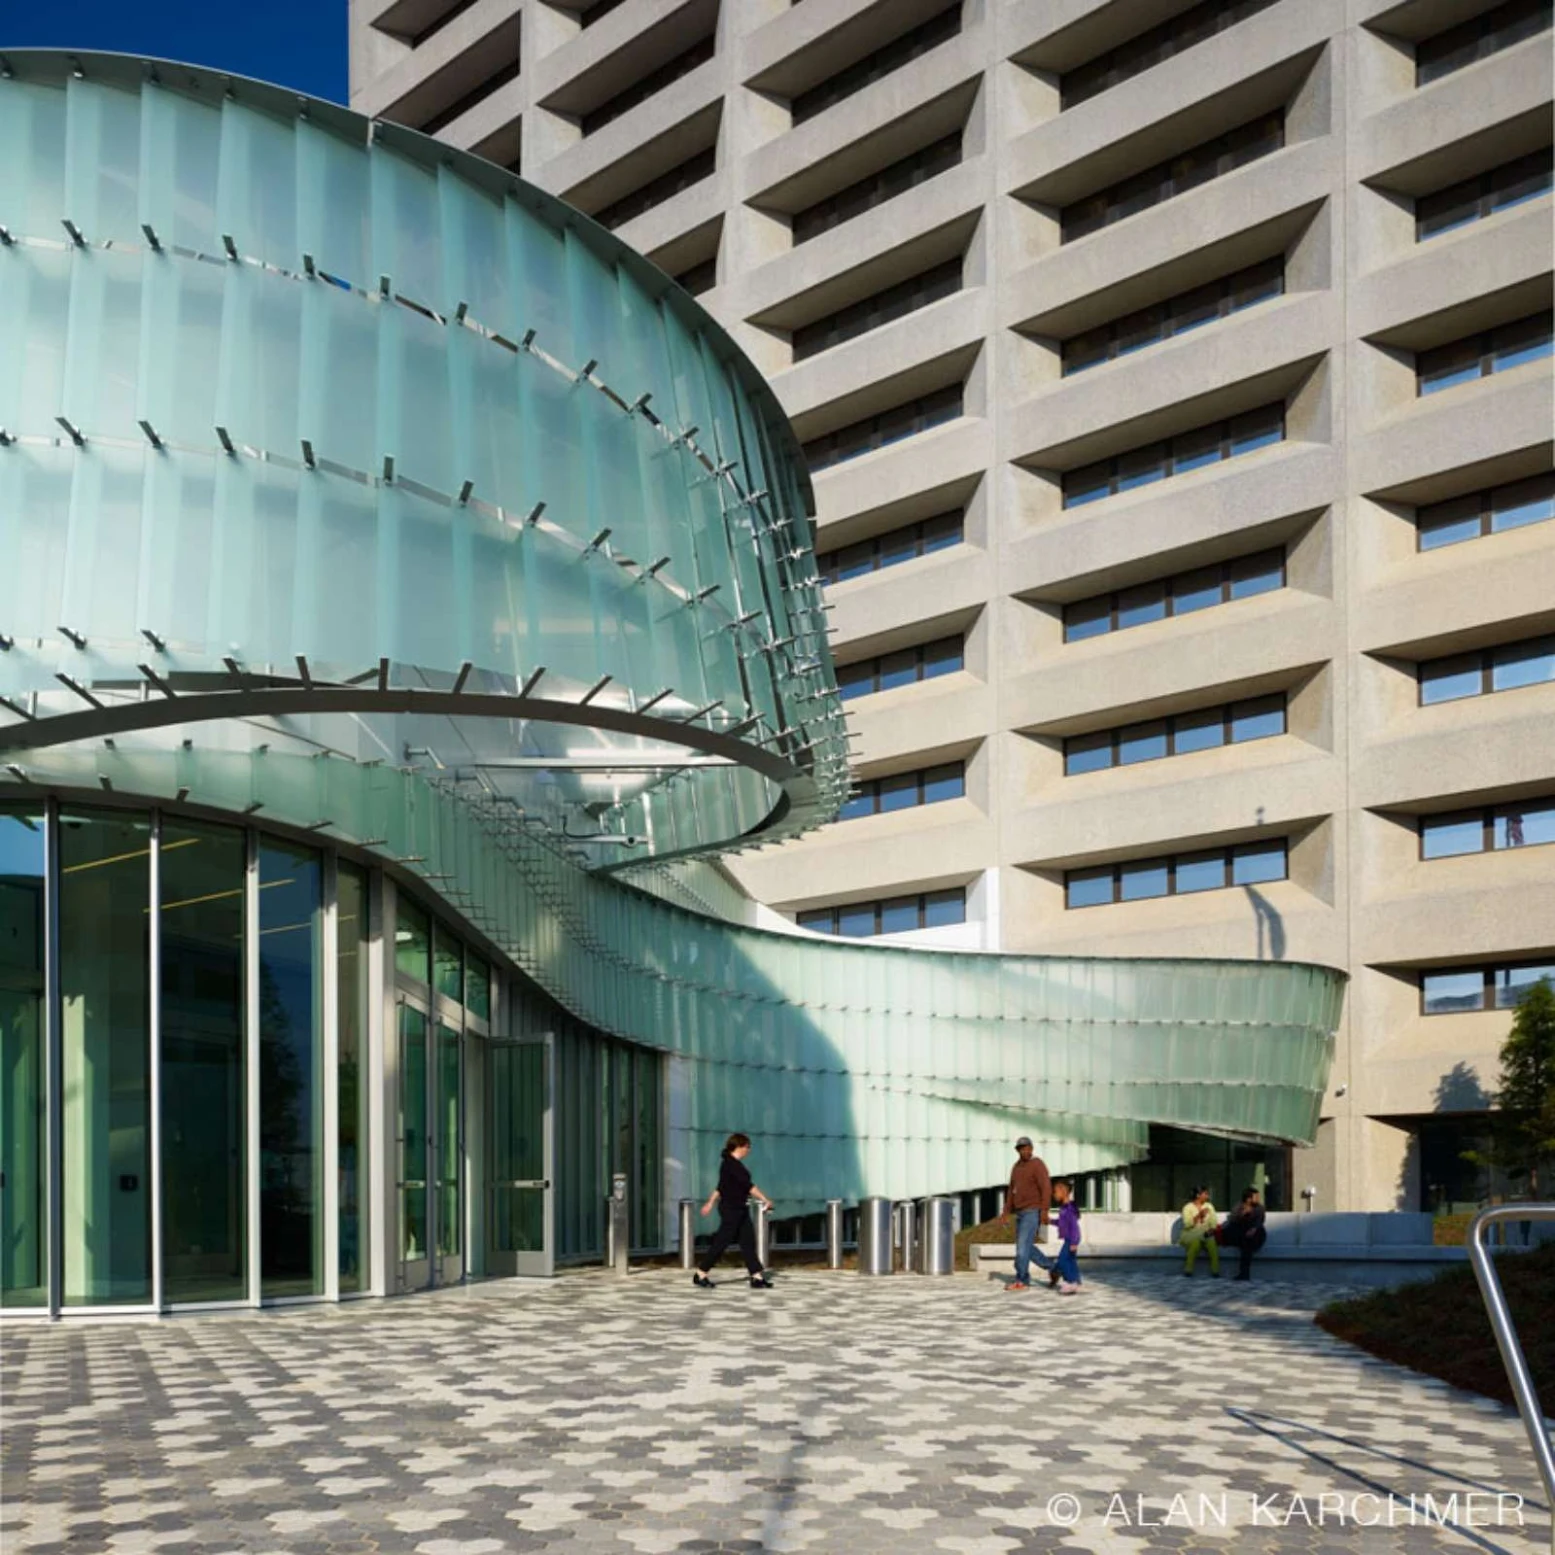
[1423,970,1486,1015]
[1120,861,1170,901]
[160,821,247,1304]
[60,809,151,1306]
[337,863,369,1291]
[466,953,491,1022]
[1496,803,1555,849]
[400,1004,428,1262]
[436,1022,462,1261]
[434,929,463,1005]
[0,808,47,1307]
[259,841,323,1297]
[1497,967,1555,1008]
[1421,813,1484,858]
[1175,852,1226,894]
[396,897,430,983]
[1231,842,1287,886]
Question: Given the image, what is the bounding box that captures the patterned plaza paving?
[2,1267,1548,1555]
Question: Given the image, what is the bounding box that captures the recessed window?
[839,762,966,820]
[791,5,960,124]
[803,385,963,473]
[1415,0,1552,86]
[819,511,963,585]
[1060,112,1283,243]
[1063,695,1286,775]
[1063,259,1284,374]
[1420,798,1555,858]
[1065,839,1288,907]
[793,258,963,362]
[580,35,716,137]
[673,256,717,297]
[1418,634,1555,704]
[1421,961,1555,1014]
[1062,404,1284,508]
[793,133,962,245]
[836,636,964,701]
[1063,549,1285,643]
[797,887,967,936]
[1417,472,1555,550]
[595,147,716,230]
[1416,149,1553,240]
[1416,314,1554,395]
[1061,0,1279,107]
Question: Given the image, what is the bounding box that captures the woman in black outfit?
[692,1133,774,1290]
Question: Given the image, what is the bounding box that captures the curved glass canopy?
[0,53,1346,1209]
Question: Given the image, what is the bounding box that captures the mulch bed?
[1314,1242,1555,1407]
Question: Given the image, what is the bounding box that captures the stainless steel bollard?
[678,1198,697,1271]
[607,1172,629,1276]
[825,1199,844,1269]
[754,1200,771,1268]
[895,1200,917,1274]
[918,1197,956,1275]
[857,1196,893,1275]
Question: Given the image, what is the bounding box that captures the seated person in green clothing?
[1179,1185,1220,1277]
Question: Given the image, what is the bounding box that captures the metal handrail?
[1466,1204,1554,1553]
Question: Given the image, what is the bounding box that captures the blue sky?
[0,0,349,103]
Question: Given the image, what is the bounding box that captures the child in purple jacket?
[1034,1178,1083,1294]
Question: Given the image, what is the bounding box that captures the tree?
[1470,978,1555,1199]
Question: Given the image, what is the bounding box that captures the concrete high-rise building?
[352,0,1555,1214]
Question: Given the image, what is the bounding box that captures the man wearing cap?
[1001,1137,1052,1291]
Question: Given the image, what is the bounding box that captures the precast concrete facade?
[353,0,1555,1215]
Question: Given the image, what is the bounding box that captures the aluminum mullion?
[322,850,340,1303]
[245,829,261,1307]
[43,796,62,1319]
[148,811,164,1314]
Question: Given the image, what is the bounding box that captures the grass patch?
[956,1214,1015,1271]
[1315,1242,1555,1406]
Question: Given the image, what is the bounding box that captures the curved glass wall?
[0,54,1346,1311]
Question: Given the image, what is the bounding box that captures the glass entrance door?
[398,1002,465,1291]
[486,1038,552,1278]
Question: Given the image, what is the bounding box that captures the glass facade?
[0,54,1349,1313]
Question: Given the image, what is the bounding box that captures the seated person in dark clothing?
[1220,1186,1267,1281]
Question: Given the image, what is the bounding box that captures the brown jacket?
[1007,1155,1052,1213]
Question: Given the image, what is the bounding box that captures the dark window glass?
[792,5,961,124]
[922,764,967,803]
[1120,859,1170,900]
[1116,581,1168,629]
[1061,403,1285,507]
[416,54,523,136]
[1420,652,1484,704]
[1172,707,1226,754]
[580,35,716,136]
[803,384,963,471]
[1422,969,1488,1014]
[797,908,833,932]
[799,888,968,935]
[838,902,877,938]
[838,792,875,821]
[818,510,964,583]
[595,146,716,230]
[793,132,962,244]
[793,257,963,361]
[673,256,717,297]
[879,896,920,934]
[1065,838,1288,907]
[1418,472,1555,548]
[1496,964,1555,1007]
[1062,258,1285,374]
[1174,851,1227,893]
[1064,547,1286,641]
[1421,812,1487,858]
[923,888,968,927]
[1230,694,1285,743]
[1118,720,1168,765]
[834,636,965,700]
[1416,149,1554,239]
[1065,731,1114,776]
[1066,867,1116,909]
[1417,313,1554,395]
[1416,0,1552,85]
[1230,840,1287,885]
[1059,112,1283,241]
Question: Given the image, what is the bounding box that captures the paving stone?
[0,1270,1546,1553]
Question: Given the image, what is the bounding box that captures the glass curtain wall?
[59,809,152,1307]
[0,809,47,1307]
[258,842,324,1298]
[160,821,247,1303]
